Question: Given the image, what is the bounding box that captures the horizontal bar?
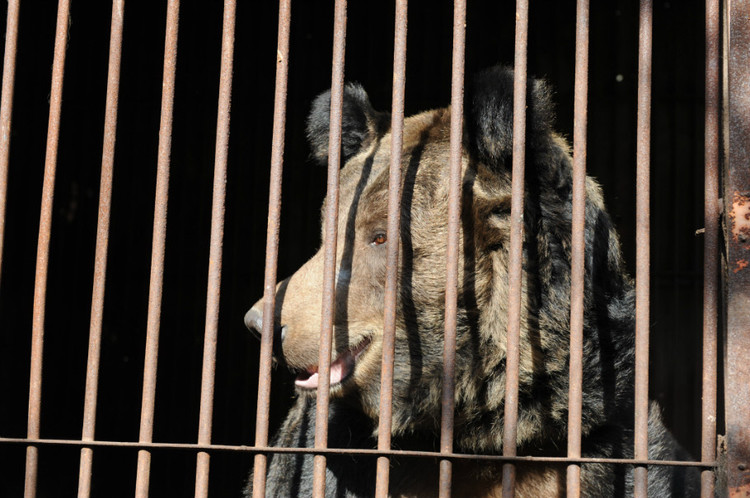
[0,438,715,467]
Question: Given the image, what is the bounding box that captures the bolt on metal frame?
[0,0,740,496]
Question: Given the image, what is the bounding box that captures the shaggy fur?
[244,66,700,497]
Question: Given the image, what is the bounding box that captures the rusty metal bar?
[135,1,180,496]
[24,1,72,496]
[193,1,235,497]
[566,0,590,497]
[633,0,653,496]
[77,1,125,496]
[374,0,408,496]
[701,0,720,496]
[251,0,291,496]
[723,0,750,496]
[0,0,20,288]
[501,0,529,496]
[438,1,466,497]
[0,436,718,467]
[311,0,348,495]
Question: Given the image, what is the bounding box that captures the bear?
[243,66,700,497]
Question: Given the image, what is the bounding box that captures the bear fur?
[244,66,700,497]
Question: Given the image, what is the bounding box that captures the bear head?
[245,66,635,453]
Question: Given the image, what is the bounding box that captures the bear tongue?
[295,351,355,389]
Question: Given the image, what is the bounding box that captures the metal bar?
[567,1,590,497]
[251,0,291,496]
[502,0,529,496]
[700,0,720,496]
[193,1,235,497]
[0,436,716,466]
[724,0,750,496]
[438,2,466,497]
[311,0,347,495]
[374,0,408,496]
[135,1,180,496]
[77,1,125,496]
[24,1,72,496]
[0,0,20,288]
[633,0,653,496]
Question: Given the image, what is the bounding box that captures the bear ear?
[464,66,554,167]
[306,83,390,166]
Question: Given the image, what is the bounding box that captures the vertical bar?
[193,1,235,497]
[374,0,407,496]
[701,0,720,496]
[438,1,465,496]
[724,0,750,496]
[24,1,71,496]
[77,1,125,496]
[0,0,20,287]
[251,0,291,496]
[633,0,653,496]
[502,0,529,496]
[134,1,180,496]
[311,0,347,495]
[566,1,589,497]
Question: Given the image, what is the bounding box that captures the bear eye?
[371,233,387,246]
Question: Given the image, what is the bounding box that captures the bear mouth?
[294,336,373,390]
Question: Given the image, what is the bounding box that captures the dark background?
[0,1,708,496]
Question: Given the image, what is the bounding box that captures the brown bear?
[244,66,699,497]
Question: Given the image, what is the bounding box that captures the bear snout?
[244,306,288,356]
[243,307,264,340]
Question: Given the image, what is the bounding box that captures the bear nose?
[244,308,264,340]
[244,308,287,347]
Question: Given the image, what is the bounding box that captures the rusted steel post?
[135,1,180,496]
[374,0,408,496]
[251,0,291,495]
[502,1,529,496]
[701,0,720,496]
[76,2,125,497]
[24,1,71,496]
[311,0,347,496]
[567,1,590,497]
[438,1,466,497]
[0,0,20,288]
[633,0,653,496]
[193,1,236,497]
[723,0,750,496]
